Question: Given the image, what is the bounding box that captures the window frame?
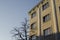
[31,35,37,40]
[59,6,60,12]
[43,14,50,22]
[42,2,49,10]
[31,22,36,29]
[31,12,36,18]
[43,27,52,36]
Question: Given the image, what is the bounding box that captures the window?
[44,28,52,36]
[31,35,36,40]
[59,6,60,11]
[42,2,49,10]
[43,14,50,22]
[31,23,36,29]
[31,12,36,18]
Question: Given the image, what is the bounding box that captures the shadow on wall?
[29,33,60,40]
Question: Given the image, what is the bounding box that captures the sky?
[0,0,41,40]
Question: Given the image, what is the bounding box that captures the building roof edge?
[28,0,43,14]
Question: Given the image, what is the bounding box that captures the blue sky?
[0,0,40,40]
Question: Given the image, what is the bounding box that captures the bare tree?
[11,18,29,40]
[21,18,29,40]
[11,27,25,40]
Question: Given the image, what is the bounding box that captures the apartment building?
[28,0,60,40]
